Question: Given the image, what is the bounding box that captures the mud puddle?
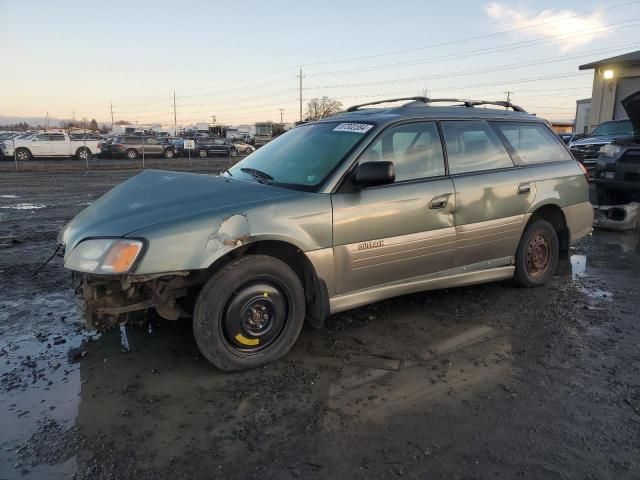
[1,171,640,479]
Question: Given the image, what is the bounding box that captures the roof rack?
[345,97,527,113]
[346,97,430,112]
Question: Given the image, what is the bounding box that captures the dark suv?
[569,119,634,177]
[195,137,239,158]
[112,136,176,159]
[594,92,640,204]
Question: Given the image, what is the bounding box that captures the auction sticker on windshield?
[333,123,374,134]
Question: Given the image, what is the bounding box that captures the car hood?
[621,91,640,137]
[570,135,622,146]
[59,169,299,250]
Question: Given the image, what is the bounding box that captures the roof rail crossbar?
[468,100,527,113]
[426,98,527,112]
[346,96,430,112]
[345,97,527,113]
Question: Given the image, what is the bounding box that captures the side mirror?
[354,161,395,187]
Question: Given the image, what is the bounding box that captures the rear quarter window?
[492,122,573,165]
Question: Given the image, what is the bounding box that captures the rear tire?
[193,255,306,371]
[198,149,207,158]
[514,219,559,288]
[164,148,175,158]
[76,147,91,161]
[126,149,138,160]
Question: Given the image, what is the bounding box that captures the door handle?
[429,195,449,209]
[517,183,531,195]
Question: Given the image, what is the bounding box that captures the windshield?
[591,120,633,136]
[226,121,374,190]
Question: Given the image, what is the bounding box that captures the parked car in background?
[195,137,239,158]
[231,139,255,154]
[111,136,176,159]
[98,138,114,158]
[1,131,101,161]
[69,132,104,141]
[593,92,640,204]
[558,132,585,145]
[59,97,593,371]
[569,119,634,177]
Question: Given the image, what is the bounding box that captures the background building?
[574,98,592,135]
[579,50,640,132]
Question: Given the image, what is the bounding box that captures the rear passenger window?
[492,122,573,164]
[50,134,65,141]
[360,122,445,182]
[441,120,513,174]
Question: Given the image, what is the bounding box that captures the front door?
[440,120,535,267]
[332,121,456,294]
[30,133,52,156]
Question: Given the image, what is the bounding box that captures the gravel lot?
[1,168,639,479]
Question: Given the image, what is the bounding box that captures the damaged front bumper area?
[73,271,206,331]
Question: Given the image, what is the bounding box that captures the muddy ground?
[1,169,639,480]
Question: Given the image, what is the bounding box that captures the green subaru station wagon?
[59,97,593,371]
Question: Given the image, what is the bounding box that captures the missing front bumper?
[73,271,203,330]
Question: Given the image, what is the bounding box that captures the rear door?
[48,132,68,156]
[440,120,535,268]
[332,121,456,294]
[213,139,227,154]
[144,137,162,155]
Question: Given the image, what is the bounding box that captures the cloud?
[485,3,608,51]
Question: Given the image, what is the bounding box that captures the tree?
[89,119,98,131]
[305,97,343,121]
[115,120,131,125]
[99,124,110,133]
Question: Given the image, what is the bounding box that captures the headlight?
[599,144,622,157]
[65,238,144,274]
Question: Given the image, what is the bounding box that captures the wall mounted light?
[603,69,614,80]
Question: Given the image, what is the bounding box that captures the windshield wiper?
[220,168,233,177]
[240,167,273,184]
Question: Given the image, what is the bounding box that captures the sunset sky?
[1,0,639,126]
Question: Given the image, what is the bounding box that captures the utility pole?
[504,91,513,109]
[45,111,49,130]
[173,91,177,134]
[110,102,114,130]
[297,67,304,122]
[279,108,284,123]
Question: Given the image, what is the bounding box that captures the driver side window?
[359,122,445,182]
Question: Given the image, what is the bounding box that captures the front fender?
[129,194,332,275]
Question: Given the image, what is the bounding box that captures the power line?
[301,0,640,67]
[76,2,640,112]
[305,22,640,78]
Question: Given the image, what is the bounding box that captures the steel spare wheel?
[221,281,289,353]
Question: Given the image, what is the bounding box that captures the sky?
[1,0,639,126]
